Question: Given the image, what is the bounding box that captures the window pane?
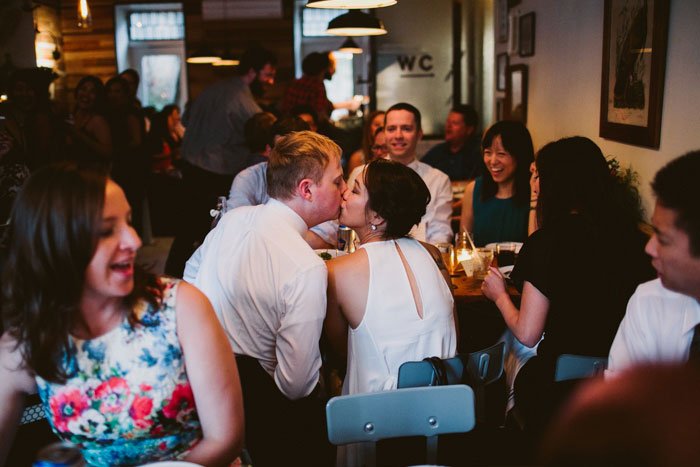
[141,54,181,110]
[326,52,354,120]
[129,11,184,41]
[302,8,347,37]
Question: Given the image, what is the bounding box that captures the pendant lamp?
[326,10,387,36]
[77,0,93,29]
[213,52,240,67]
[338,38,363,54]
[186,48,222,64]
[306,0,396,8]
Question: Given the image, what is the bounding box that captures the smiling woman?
[0,163,244,466]
[460,120,534,246]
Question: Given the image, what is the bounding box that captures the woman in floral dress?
[0,163,244,466]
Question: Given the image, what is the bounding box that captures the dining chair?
[554,354,608,382]
[326,385,475,467]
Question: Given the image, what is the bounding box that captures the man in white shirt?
[186,131,346,466]
[347,103,453,244]
[608,151,700,374]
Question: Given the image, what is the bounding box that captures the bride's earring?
[370,224,377,231]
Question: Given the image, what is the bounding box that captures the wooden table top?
[451,270,519,304]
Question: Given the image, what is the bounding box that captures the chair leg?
[426,435,438,465]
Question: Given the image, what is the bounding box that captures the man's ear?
[297,178,314,202]
[418,129,424,141]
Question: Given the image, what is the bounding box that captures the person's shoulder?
[632,278,690,302]
[422,142,449,160]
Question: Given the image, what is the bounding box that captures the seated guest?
[422,104,482,181]
[0,163,243,466]
[242,111,277,168]
[185,131,346,466]
[460,120,533,246]
[481,137,655,435]
[347,110,385,175]
[348,103,453,244]
[607,151,700,373]
[325,159,457,466]
[290,104,319,133]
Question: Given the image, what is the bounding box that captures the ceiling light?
[326,10,387,36]
[77,0,92,28]
[338,38,363,54]
[306,0,396,8]
[186,48,222,64]
[212,52,240,67]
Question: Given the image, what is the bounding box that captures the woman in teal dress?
[0,163,244,466]
[459,120,534,246]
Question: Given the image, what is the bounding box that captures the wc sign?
[397,54,435,78]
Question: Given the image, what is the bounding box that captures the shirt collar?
[267,198,308,236]
[682,297,700,335]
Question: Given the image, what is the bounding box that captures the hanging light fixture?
[77,0,93,29]
[337,38,363,54]
[326,10,387,36]
[186,47,222,64]
[306,0,396,8]
[212,51,240,67]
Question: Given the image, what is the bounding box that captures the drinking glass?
[496,243,518,267]
[473,248,494,280]
[435,243,456,274]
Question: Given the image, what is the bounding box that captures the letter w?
[397,55,416,71]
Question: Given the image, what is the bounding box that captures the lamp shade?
[186,48,222,64]
[326,10,387,36]
[307,0,396,8]
[338,38,363,54]
[212,51,240,66]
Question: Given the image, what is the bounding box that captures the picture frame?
[518,12,535,57]
[497,0,508,43]
[505,64,528,124]
[599,0,670,148]
[496,53,509,91]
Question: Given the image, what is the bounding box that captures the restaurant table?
[451,270,520,305]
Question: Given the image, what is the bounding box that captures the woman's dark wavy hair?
[536,137,643,232]
[363,159,430,239]
[480,120,534,205]
[1,162,159,383]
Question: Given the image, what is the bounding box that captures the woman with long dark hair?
[481,137,655,435]
[460,120,534,246]
[0,163,243,466]
[65,75,112,163]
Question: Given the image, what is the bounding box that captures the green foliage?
[607,156,644,220]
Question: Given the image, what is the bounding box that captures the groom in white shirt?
[186,130,346,466]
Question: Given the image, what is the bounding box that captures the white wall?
[496,0,700,219]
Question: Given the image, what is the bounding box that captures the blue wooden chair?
[554,354,608,382]
[326,385,475,467]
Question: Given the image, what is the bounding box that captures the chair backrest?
[554,354,608,382]
[326,385,475,466]
[464,341,506,387]
[397,356,464,388]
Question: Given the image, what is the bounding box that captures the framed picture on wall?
[599,0,670,148]
[497,53,509,91]
[519,12,535,57]
[505,64,528,124]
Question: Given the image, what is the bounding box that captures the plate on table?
[314,249,348,261]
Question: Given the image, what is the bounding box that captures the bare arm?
[482,267,549,347]
[0,335,37,465]
[459,180,476,235]
[324,259,349,359]
[304,230,333,249]
[176,282,244,466]
[528,162,539,235]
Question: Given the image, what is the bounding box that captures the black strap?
[423,356,448,386]
[688,323,700,363]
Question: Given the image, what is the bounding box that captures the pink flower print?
[49,389,89,432]
[94,377,131,413]
[129,394,154,429]
[163,383,195,419]
[139,383,152,393]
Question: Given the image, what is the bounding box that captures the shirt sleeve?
[425,171,454,244]
[227,169,259,211]
[310,220,339,246]
[511,230,550,297]
[273,263,327,399]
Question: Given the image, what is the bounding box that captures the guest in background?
[347,103,453,245]
[64,75,112,164]
[422,104,482,181]
[290,104,319,133]
[481,137,655,437]
[0,163,244,466]
[105,76,146,236]
[242,111,277,168]
[460,120,533,246]
[119,68,143,111]
[607,150,700,374]
[0,130,29,224]
[166,45,276,278]
[326,158,457,466]
[346,110,385,175]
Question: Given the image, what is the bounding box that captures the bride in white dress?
[325,159,458,467]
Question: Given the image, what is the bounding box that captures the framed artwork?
[507,12,519,56]
[497,0,508,43]
[599,0,670,148]
[505,64,528,124]
[496,53,509,91]
[519,12,535,57]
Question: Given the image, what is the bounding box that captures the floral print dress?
[36,277,202,466]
